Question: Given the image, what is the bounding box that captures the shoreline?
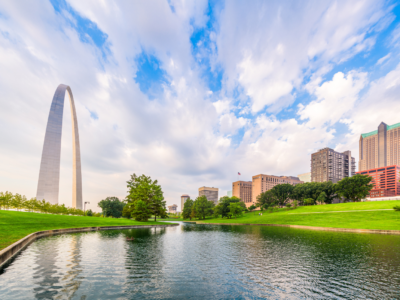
[185,221,400,235]
[0,224,178,270]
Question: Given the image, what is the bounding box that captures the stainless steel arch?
[36,84,82,209]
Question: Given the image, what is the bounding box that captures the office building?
[311,148,355,183]
[356,165,400,198]
[297,172,311,183]
[359,122,400,171]
[199,187,219,205]
[251,175,303,208]
[181,194,190,211]
[232,181,252,205]
[168,204,178,213]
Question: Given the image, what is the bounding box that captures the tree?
[131,200,152,221]
[193,195,214,220]
[317,192,326,205]
[320,181,337,204]
[98,197,125,218]
[248,204,256,211]
[228,202,243,219]
[217,196,242,218]
[86,209,93,216]
[0,191,13,210]
[335,174,373,202]
[126,173,166,221]
[256,190,277,208]
[271,184,294,207]
[182,199,194,220]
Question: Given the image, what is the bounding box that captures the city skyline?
[1,1,400,211]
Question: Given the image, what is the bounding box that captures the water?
[1,222,400,299]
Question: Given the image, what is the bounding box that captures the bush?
[285,203,291,209]
[293,200,298,209]
[86,209,93,216]
[394,205,400,211]
[248,205,256,211]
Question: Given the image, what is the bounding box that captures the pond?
[1,222,400,299]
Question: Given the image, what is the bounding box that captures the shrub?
[286,203,291,210]
[293,200,298,209]
[86,209,93,217]
[394,205,400,211]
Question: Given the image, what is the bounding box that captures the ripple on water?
[1,223,400,299]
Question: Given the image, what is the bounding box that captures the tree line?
[0,191,96,216]
[254,174,374,210]
[182,195,247,220]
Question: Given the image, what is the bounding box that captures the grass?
[191,201,400,231]
[0,210,170,251]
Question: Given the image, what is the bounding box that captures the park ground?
[0,211,169,251]
[164,201,400,231]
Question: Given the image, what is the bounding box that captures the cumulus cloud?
[0,0,398,212]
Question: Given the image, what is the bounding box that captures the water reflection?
[1,223,400,299]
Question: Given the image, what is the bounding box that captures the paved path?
[287,209,393,215]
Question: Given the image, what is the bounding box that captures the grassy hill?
[0,211,168,251]
[190,201,400,231]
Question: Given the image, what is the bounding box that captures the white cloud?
[216,0,390,113]
[298,71,368,128]
[0,0,398,213]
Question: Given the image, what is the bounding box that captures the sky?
[1,0,400,212]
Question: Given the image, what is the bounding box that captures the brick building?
[232,181,252,206]
[356,165,400,198]
[250,174,303,208]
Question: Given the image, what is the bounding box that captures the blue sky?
[1,0,400,210]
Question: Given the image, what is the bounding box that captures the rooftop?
[361,122,400,138]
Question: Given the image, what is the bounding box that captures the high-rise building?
[181,194,190,211]
[198,187,219,205]
[297,172,311,183]
[168,204,178,213]
[356,165,400,198]
[232,181,252,206]
[311,148,355,183]
[359,122,400,171]
[251,175,303,207]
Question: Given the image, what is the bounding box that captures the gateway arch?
[36,84,82,209]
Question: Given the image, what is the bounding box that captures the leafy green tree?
[271,184,294,207]
[317,192,327,205]
[0,191,13,210]
[98,197,125,218]
[335,174,373,202]
[256,190,277,208]
[131,200,152,221]
[320,181,337,204]
[126,173,166,221]
[248,204,256,211]
[303,198,315,205]
[193,195,214,220]
[228,202,243,219]
[217,196,242,218]
[86,209,93,216]
[182,199,194,220]
[122,202,135,218]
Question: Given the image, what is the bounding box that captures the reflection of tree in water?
[183,223,400,298]
[122,227,167,298]
[32,234,85,299]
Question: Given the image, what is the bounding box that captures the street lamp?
[84,201,90,215]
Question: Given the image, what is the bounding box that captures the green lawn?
[191,201,400,231]
[0,210,169,251]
